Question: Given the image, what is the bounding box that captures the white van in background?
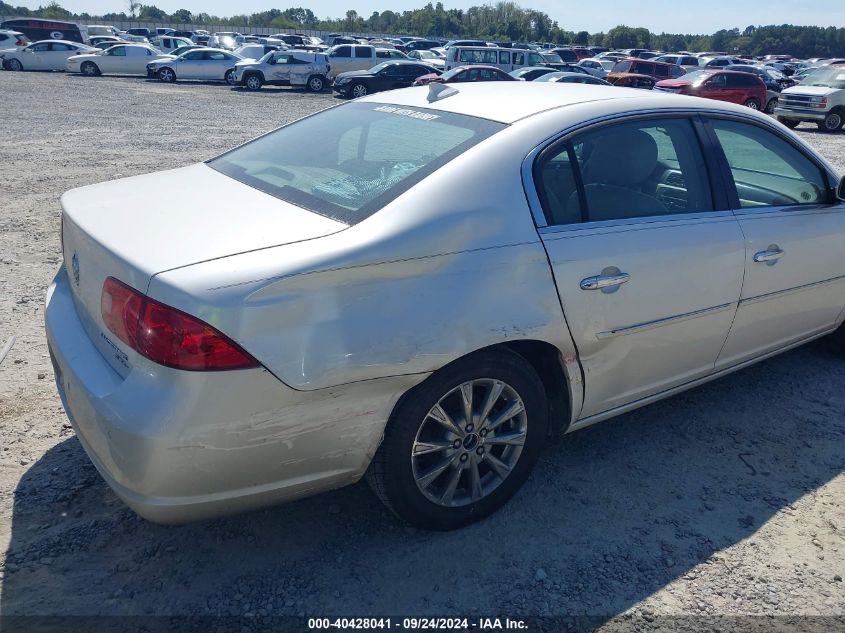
[445,46,545,72]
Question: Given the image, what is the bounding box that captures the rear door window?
[536,117,715,225]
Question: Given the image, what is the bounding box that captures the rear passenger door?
[706,117,845,368]
[530,115,745,419]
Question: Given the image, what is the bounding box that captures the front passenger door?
[533,116,746,419]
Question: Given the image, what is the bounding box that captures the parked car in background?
[232,43,280,61]
[66,44,161,76]
[125,28,151,39]
[0,18,84,43]
[654,54,700,69]
[406,49,445,69]
[85,25,120,38]
[1,39,95,71]
[271,33,326,51]
[655,69,767,109]
[446,45,545,72]
[191,30,210,45]
[207,33,239,50]
[233,50,330,91]
[775,65,845,132]
[702,56,747,68]
[606,73,656,89]
[534,71,611,85]
[610,57,685,81]
[333,60,441,98]
[403,39,443,52]
[120,34,150,43]
[149,36,192,53]
[0,29,30,50]
[577,58,614,77]
[147,48,241,84]
[510,65,558,81]
[550,48,581,62]
[414,64,515,86]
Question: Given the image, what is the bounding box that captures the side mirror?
[838,175,845,202]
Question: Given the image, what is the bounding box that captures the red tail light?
[101,277,259,371]
[16,40,28,46]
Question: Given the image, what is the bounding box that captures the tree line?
[2,0,844,57]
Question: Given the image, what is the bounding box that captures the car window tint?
[513,52,524,65]
[109,47,126,56]
[30,43,50,51]
[654,65,669,77]
[537,118,714,225]
[333,46,351,58]
[210,103,504,224]
[710,119,829,208]
[354,47,372,58]
[499,51,510,64]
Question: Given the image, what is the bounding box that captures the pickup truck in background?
[326,44,378,78]
[775,64,845,132]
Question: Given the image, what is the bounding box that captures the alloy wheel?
[351,83,367,98]
[246,75,261,90]
[411,378,527,507]
[825,113,842,131]
[8,59,22,71]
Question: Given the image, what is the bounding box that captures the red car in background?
[414,64,516,86]
[655,69,768,110]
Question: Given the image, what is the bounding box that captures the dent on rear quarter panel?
[146,119,581,392]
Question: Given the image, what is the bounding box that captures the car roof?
[356,82,673,123]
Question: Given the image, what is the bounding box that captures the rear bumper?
[45,266,419,523]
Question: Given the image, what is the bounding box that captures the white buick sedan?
[46,83,845,530]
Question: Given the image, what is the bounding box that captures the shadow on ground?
[2,341,844,623]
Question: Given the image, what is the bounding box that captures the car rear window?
[209,102,505,224]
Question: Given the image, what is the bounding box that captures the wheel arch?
[388,340,579,441]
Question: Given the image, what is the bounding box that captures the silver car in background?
[46,83,845,530]
[146,47,241,84]
[232,50,330,91]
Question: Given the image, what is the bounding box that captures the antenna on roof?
[427,83,459,103]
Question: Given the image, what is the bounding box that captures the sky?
[8,0,843,34]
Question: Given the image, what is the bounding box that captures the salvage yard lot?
[1,71,844,622]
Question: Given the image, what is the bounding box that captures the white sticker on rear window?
[373,105,440,121]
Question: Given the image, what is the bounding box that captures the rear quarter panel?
[147,119,580,392]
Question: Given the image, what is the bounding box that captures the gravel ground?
[1,71,845,628]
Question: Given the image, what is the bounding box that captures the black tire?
[349,81,368,99]
[366,347,548,530]
[777,117,800,129]
[306,74,325,92]
[158,67,176,83]
[244,72,263,91]
[80,61,99,77]
[743,98,760,110]
[817,110,844,133]
[765,98,778,114]
[7,58,23,71]
[224,69,235,85]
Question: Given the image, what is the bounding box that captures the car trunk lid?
[60,162,347,376]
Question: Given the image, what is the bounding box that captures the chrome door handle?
[753,248,784,263]
[580,273,630,290]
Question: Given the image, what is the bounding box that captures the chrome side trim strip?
[739,274,845,307]
[595,302,735,340]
